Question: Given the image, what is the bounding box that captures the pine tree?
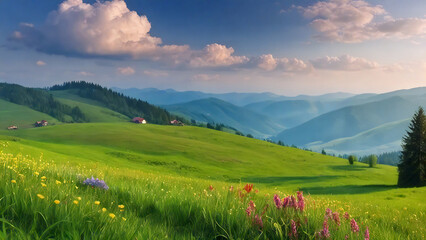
[398,107,426,187]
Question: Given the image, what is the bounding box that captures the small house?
[132,117,146,124]
[170,120,184,126]
[35,120,48,127]
[7,125,18,130]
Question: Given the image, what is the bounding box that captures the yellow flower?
[73,200,79,205]
[55,180,62,185]
[34,172,39,176]
[122,217,127,221]
[41,176,46,180]
[75,186,79,189]
[118,205,125,209]
[37,194,45,199]
[54,200,60,205]
[77,197,82,201]
[11,180,16,183]
[102,208,107,212]
[41,183,47,187]
[109,213,115,219]
[94,201,100,205]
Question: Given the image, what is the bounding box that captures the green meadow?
[0,123,424,239]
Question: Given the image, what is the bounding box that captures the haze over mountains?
[116,87,426,156]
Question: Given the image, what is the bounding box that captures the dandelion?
[41,183,47,187]
[55,180,62,185]
[118,204,125,209]
[94,201,100,205]
[75,186,79,189]
[122,217,127,221]
[244,183,254,193]
[41,176,46,180]
[109,213,115,219]
[37,194,45,199]
[34,171,39,176]
[11,180,16,183]
[102,208,107,212]
[365,226,370,240]
[289,219,297,239]
[351,218,360,233]
[77,197,82,201]
[273,194,282,209]
[73,200,79,205]
[54,200,60,205]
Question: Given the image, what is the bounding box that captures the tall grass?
[0,141,424,239]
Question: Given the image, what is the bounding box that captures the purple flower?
[282,196,289,208]
[297,191,305,211]
[83,176,109,190]
[289,220,298,239]
[320,220,330,239]
[273,194,282,209]
[325,208,333,220]
[364,226,370,240]
[350,218,360,233]
[254,214,263,229]
[333,212,341,226]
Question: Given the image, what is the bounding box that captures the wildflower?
[77,197,82,201]
[41,176,46,180]
[325,208,333,220]
[273,194,282,209]
[344,212,350,220]
[73,200,79,205]
[55,180,62,185]
[333,212,341,226]
[246,200,256,217]
[289,220,297,239]
[102,208,107,212]
[320,220,330,239]
[254,214,263,229]
[122,217,127,221]
[34,172,39,176]
[41,183,47,187]
[244,184,253,193]
[11,180,16,183]
[75,186,79,189]
[118,204,125,209]
[83,176,109,190]
[365,226,370,240]
[350,218,360,233]
[54,200,60,205]
[297,191,305,211]
[282,196,289,208]
[208,185,214,191]
[94,201,100,205]
[229,186,234,191]
[109,213,115,219]
[37,194,45,199]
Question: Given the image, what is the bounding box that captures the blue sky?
[0,0,425,95]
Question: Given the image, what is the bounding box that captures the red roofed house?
[35,120,48,127]
[132,117,146,124]
[170,120,184,126]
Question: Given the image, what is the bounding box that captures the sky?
[0,0,425,95]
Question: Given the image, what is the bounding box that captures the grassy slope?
[0,99,60,129]
[50,90,130,122]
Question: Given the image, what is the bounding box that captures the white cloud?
[143,70,169,77]
[117,67,135,75]
[192,74,220,81]
[36,60,46,66]
[189,44,248,68]
[311,55,379,71]
[78,71,94,76]
[301,0,426,43]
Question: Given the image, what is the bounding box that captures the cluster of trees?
[51,81,185,125]
[398,107,425,187]
[0,83,86,122]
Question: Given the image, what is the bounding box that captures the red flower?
[208,185,214,191]
[244,184,254,193]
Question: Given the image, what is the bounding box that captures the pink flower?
[364,226,370,240]
[350,218,360,233]
[325,208,333,220]
[273,194,282,209]
[344,212,350,220]
[282,196,289,208]
[296,191,305,211]
[320,220,330,239]
[254,214,263,229]
[332,212,341,226]
[289,220,298,239]
[246,200,256,216]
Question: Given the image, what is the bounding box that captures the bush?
[367,155,378,168]
[348,155,357,165]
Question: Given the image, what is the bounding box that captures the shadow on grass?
[242,175,341,185]
[301,184,398,195]
[329,165,369,171]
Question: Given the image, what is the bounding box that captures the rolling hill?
[164,97,285,138]
[274,96,419,146]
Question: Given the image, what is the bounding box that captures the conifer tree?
[398,107,426,187]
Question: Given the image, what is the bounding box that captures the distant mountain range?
[116,86,426,156]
